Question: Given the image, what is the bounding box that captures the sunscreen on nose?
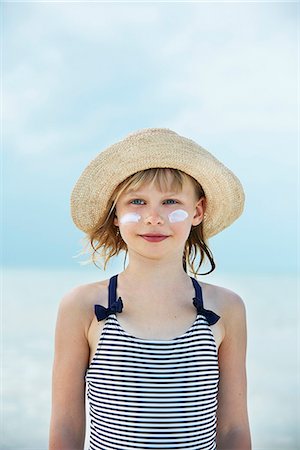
[168,209,189,223]
[119,212,142,224]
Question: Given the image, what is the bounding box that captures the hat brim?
[70,128,245,239]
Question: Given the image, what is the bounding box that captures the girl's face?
[114,176,205,257]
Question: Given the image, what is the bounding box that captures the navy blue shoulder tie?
[190,277,220,326]
[94,274,220,325]
[95,274,123,321]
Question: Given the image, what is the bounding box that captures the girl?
[49,128,251,450]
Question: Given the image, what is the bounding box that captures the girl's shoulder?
[59,280,106,306]
[57,279,109,334]
[199,280,246,320]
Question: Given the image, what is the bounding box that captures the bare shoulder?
[59,279,108,307]
[200,281,246,323]
[57,278,110,335]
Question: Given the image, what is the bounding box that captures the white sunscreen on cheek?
[119,212,142,224]
[168,209,189,223]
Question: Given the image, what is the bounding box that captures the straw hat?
[70,128,245,239]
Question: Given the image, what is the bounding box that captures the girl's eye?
[164,199,177,204]
[130,199,178,205]
[130,199,144,205]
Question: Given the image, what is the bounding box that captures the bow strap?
[193,297,220,325]
[95,297,124,321]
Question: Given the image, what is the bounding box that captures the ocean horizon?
[1,267,299,449]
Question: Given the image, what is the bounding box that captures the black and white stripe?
[85,276,219,450]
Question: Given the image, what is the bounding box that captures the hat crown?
[125,127,178,139]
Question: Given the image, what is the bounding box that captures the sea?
[1,267,299,450]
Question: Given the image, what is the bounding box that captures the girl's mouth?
[140,235,169,242]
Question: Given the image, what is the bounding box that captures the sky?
[2,1,298,275]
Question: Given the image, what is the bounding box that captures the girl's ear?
[192,197,206,226]
[114,214,119,227]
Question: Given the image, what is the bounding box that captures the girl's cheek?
[168,209,189,223]
[119,212,142,224]
[119,209,189,225]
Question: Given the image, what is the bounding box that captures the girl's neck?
[118,259,194,302]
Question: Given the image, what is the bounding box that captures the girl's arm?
[216,292,252,450]
[49,287,91,449]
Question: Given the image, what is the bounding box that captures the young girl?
[49,128,251,450]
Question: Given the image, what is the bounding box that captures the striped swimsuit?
[85,274,220,450]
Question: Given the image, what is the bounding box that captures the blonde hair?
[76,168,215,276]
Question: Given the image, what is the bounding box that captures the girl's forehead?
[123,179,195,197]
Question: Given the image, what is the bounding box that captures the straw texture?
[70,128,245,239]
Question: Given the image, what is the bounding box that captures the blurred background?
[2,1,298,449]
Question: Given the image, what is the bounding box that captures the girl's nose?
[144,211,164,225]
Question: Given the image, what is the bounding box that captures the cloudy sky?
[2,1,298,274]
